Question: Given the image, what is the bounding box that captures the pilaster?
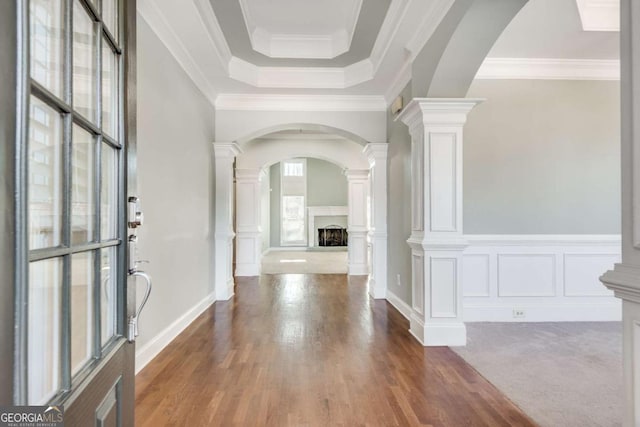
[213,142,241,300]
[235,168,263,276]
[364,143,388,299]
[600,1,640,424]
[345,169,370,276]
[397,98,482,346]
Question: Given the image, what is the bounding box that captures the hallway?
[135,275,535,426]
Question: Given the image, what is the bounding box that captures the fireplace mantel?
[308,206,348,247]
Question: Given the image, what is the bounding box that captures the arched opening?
[260,156,350,275]
[233,129,373,278]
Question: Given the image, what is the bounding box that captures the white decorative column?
[397,98,482,346]
[235,168,263,276]
[364,143,388,299]
[213,142,241,300]
[345,170,370,275]
[600,1,640,424]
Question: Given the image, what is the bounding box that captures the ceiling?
[138,0,621,105]
[211,0,390,66]
[488,0,619,60]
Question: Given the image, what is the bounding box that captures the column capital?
[213,142,242,159]
[363,143,388,164]
[235,168,262,181]
[396,98,484,133]
[344,169,370,180]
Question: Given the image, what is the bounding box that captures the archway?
[212,127,389,301]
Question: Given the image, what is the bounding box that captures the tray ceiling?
[211,0,391,66]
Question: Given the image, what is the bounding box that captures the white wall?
[463,235,621,321]
[215,110,386,144]
[135,15,216,370]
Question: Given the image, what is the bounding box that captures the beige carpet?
[452,322,623,427]
[261,249,348,274]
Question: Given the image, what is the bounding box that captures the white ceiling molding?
[405,0,455,56]
[475,58,620,80]
[193,0,453,89]
[138,0,454,93]
[215,94,387,112]
[193,0,232,67]
[575,0,619,32]
[238,0,362,59]
[384,59,412,104]
[137,0,218,106]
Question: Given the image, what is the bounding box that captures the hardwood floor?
[135,274,537,426]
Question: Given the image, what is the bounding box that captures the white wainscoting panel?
[564,254,618,297]
[462,254,490,297]
[497,254,556,297]
[463,235,622,322]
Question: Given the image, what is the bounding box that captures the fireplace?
[318,225,348,247]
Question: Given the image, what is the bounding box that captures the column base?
[235,264,260,277]
[409,314,467,347]
[216,278,235,301]
[348,264,369,276]
[368,277,386,299]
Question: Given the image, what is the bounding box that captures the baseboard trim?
[464,302,622,322]
[386,290,412,321]
[135,292,216,374]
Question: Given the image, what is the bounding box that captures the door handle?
[127,270,152,342]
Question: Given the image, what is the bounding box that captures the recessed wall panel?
[497,254,555,297]
[431,257,457,318]
[463,254,490,297]
[564,254,618,296]
[429,133,456,232]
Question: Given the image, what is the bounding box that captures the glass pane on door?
[102,38,118,139]
[71,125,95,245]
[30,0,64,97]
[73,1,97,123]
[102,0,118,41]
[100,247,117,346]
[101,145,118,240]
[71,251,94,376]
[29,96,63,250]
[28,258,62,405]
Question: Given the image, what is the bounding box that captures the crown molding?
[475,57,621,81]
[193,0,233,67]
[384,58,412,104]
[137,0,218,106]
[139,0,454,92]
[215,94,387,112]
[575,0,619,32]
[406,0,455,56]
[238,0,362,59]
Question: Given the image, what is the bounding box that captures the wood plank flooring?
[135,274,537,426]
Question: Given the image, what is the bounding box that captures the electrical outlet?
[396,274,401,287]
[513,309,526,318]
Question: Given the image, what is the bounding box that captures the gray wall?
[136,16,216,349]
[269,158,347,247]
[386,82,413,304]
[464,79,621,234]
[307,158,348,206]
